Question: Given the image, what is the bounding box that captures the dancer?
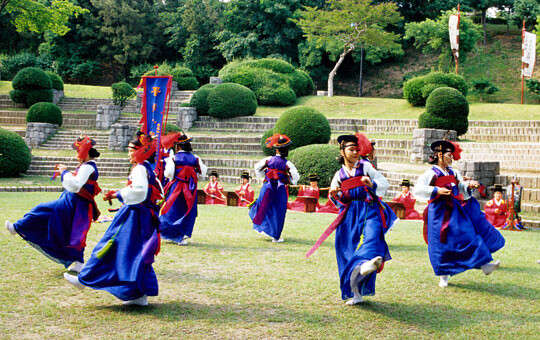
[6,136,101,273]
[288,174,321,212]
[413,140,504,288]
[159,132,207,245]
[235,171,255,207]
[484,184,508,229]
[249,134,299,243]
[64,132,162,306]
[306,133,398,305]
[204,170,226,205]
[392,179,422,220]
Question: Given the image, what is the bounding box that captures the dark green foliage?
[25,89,54,107]
[190,84,217,116]
[289,144,341,189]
[419,87,469,136]
[261,128,276,157]
[45,71,64,91]
[0,53,41,80]
[403,76,426,106]
[111,81,136,108]
[526,79,540,96]
[291,69,315,97]
[165,123,182,133]
[471,79,499,100]
[12,67,51,90]
[256,85,296,107]
[0,127,32,177]
[423,72,468,96]
[251,58,295,74]
[26,102,63,126]
[421,83,446,99]
[207,83,257,119]
[273,106,331,151]
[171,67,199,90]
[9,90,26,105]
[221,66,257,88]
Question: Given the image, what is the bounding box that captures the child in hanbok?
[235,171,255,207]
[484,184,508,229]
[306,133,398,305]
[288,174,321,212]
[6,136,101,273]
[392,179,422,220]
[64,132,163,306]
[249,134,299,243]
[413,140,504,288]
[204,170,226,205]
[159,132,207,245]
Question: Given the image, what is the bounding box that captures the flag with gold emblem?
[139,76,172,137]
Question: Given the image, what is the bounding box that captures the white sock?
[123,295,148,306]
[64,273,85,290]
[439,275,448,288]
[360,256,383,276]
[481,260,500,275]
[5,220,16,235]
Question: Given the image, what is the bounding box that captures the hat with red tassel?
[72,135,95,159]
[265,133,292,149]
[449,141,462,161]
[131,133,157,164]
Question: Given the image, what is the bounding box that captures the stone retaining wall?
[25,122,58,148]
[410,129,457,164]
[96,104,122,129]
[177,107,197,131]
[108,124,138,151]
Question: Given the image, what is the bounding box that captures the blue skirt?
[249,180,288,240]
[462,197,505,253]
[335,199,397,300]
[427,197,495,276]
[79,203,159,301]
[159,180,198,242]
[14,191,91,267]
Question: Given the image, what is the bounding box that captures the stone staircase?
[38,130,110,150]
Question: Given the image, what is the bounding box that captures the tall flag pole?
[449,4,460,74]
[521,21,537,104]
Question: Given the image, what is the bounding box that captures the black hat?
[308,173,320,182]
[265,134,292,149]
[337,135,358,146]
[209,170,219,178]
[177,134,192,145]
[241,171,251,179]
[430,140,455,153]
[401,179,411,187]
[493,184,503,193]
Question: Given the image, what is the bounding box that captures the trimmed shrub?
[261,128,276,157]
[171,66,199,90]
[0,127,32,177]
[255,84,296,106]
[526,78,540,96]
[471,79,499,101]
[290,69,315,97]
[289,144,341,189]
[403,76,426,106]
[111,81,136,108]
[207,83,257,119]
[0,53,40,80]
[190,83,217,116]
[273,106,331,151]
[221,65,257,88]
[423,72,468,97]
[421,83,446,100]
[419,87,469,136]
[25,89,53,107]
[26,102,63,126]
[45,71,64,91]
[251,58,295,74]
[12,67,51,90]
[165,122,182,133]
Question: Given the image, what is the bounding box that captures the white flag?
[449,14,459,58]
[522,32,536,77]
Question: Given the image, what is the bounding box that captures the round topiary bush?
[251,58,295,74]
[288,144,341,189]
[26,102,63,126]
[45,71,64,91]
[165,122,182,133]
[0,127,32,177]
[255,84,296,106]
[273,106,331,151]
[9,67,53,107]
[289,69,314,97]
[25,89,53,107]
[421,83,446,100]
[207,83,257,119]
[403,76,426,106]
[190,83,217,116]
[260,128,276,157]
[220,65,257,88]
[111,81,136,108]
[418,87,469,136]
[171,67,199,90]
[423,72,468,97]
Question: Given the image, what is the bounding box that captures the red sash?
[77,179,102,221]
[160,166,197,215]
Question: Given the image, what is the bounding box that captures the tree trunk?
[327,46,354,97]
[482,9,487,47]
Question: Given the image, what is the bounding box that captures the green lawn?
[0,193,539,339]
[0,81,113,99]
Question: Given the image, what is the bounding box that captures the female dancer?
[249,134,299,243]
[64,132,162,306]
[306,133,398,305]
[159,132,207,245]
[235,171,255,207]
[6,136,101,273]
[413,140,504,288]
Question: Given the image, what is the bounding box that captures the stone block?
[209,77,222,85]
[316,91,328,96]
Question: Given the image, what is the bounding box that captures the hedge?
[45,71,64,91]
[273,106,331,151]
[26,102,63,126]
[207,83,257,119]
[418,87,469,136]
[260,128,276,157]
[190,84,217,116]
[0,127,32,177]
[289,144,341,189]
[171,66,199,90]
[111,81,136,108]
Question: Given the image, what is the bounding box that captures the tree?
[513,0,540,30]
[374,0,460,23]
[294,0,402,97]
[404,10,482,70]
[463,0,514,46]
[1,0,87,35]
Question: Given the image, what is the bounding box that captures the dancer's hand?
[468,180,480,189]
[57,164,67,173]
[329,188,340,199]
[361,176,373,187]
[437,187,451,195]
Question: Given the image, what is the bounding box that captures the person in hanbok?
[6,136,101,273]
[235,171,255,207]
[392,179,422,220]
[288,174,322,212]
[413,140,504,288]
[204,170,226,205]
[159,132,207,245]
[64,132,163,306]
[484,184,508,229]
[306,133,398,305]
[249,134,299,243]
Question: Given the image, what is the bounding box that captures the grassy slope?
[0,193,539,339]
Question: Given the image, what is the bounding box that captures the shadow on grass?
[451,281,540,300]
[96,300,335,325]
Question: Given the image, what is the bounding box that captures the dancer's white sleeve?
[364,162,389,197]
[254,157,271,178]
[117,164,148,205]
[413,169,437,202]
[196,155,207,179]
[287,160,300,185]
[62,164,94,193]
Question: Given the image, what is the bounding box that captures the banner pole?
[521,21,525,105]
[456,4,460,74]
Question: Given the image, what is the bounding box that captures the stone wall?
[176,107,198,131]
[457,161,500,198]
[209,77,222,85]
[108,124,138,151]
[25,122,58,148]
[96,104,122,129]
[52,90,64,105]
[410,129,457,164]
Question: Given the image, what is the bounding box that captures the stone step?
[0,116,25,125]
[192,142,261,151]
[0,110,26,117]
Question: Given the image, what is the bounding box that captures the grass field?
[0,192,539,339]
